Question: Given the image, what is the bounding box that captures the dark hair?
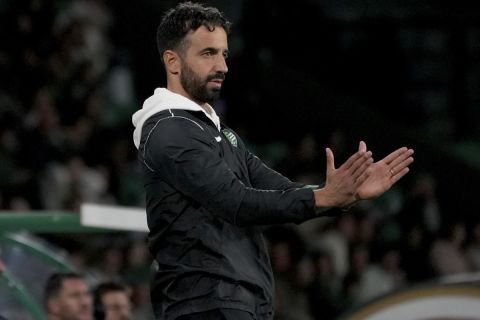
[44,272,85,307]
[156,1,231,60]
[94,281,129,300]
[93,281,130,320]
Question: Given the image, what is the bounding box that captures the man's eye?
[204,51,213,56]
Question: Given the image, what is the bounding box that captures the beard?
[180,62,225,104]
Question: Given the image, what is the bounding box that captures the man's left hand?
[356,144,414,200]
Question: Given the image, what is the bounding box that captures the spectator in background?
[0,248,5,274]
[340,271,361,311]
[430,221,471,276]
[314,214,356,280]
[356,245,405,303]
[88,245,124,282]
[344,242,371,306]
[0,260,4,274]
[466,220,480,270]
[399,174,441,237]
[267,226,312,320]
[44,272,93,320]
[307,250,342,320]
[93,281,133,320]
[0,246,9,319]
[400,225,434,282]
[41,155,112,211]
[122,239,154,318]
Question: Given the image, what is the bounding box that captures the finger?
[354,168,371,188]
[382,147,410,165]
[326,148,335,174]
[352,158,373,185]
[391,156,414,174]
[359,141,367,153]
[388,149,414,169]
[347,151,373,178]
[352,157,373,181]
[391,167,410,184]
[342,150,371,172]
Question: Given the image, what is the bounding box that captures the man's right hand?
[313,141,373,210]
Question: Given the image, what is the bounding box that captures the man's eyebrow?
[201,47,219,52]
[200,47,229,53]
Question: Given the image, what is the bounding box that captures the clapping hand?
[356,141,414,200]
[314,141,414,210]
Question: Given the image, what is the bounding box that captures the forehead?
[102,291,130,304]
[185,25,228,50]
[60,278,89,293]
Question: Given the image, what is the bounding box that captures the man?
[93,281,133,320]
[44,272,93,320]
[0,253,7,320]
[131,2,414,319]
[0,258,5,275]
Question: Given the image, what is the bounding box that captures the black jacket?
[138,108,318,319]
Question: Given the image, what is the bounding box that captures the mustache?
[207,73,226,81]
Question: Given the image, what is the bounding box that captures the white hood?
[132,88,221,149]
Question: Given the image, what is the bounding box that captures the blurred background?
[0,0,480,319]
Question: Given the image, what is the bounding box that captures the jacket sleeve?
[228,127,320,191]
[142,118,317,226]
[244,149,317,191]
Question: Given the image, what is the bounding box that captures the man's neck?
[166,85,211,115]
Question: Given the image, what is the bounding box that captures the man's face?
[48,278,93,320]
[102,291,132,320]
[179,25,228,104]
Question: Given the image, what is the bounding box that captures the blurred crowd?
[0,0,141,212]
[0,0,150,317]
[44,273,133,319]
[1,1,480,320]
[263,180,480,319]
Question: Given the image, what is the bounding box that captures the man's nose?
[215,55,228,74]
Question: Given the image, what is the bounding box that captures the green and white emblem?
[222,129,238,147]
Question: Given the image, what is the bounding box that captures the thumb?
[326,147,335,174]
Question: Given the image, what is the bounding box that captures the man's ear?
[163,50,180,75]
